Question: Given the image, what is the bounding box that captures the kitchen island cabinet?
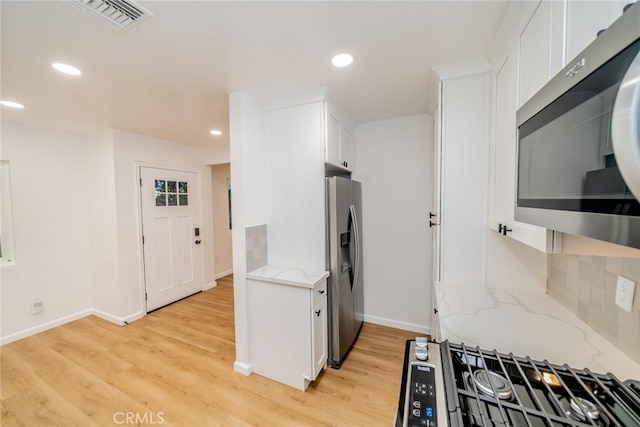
[247,265,329,391]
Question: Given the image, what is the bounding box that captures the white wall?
[0,122,92,341]
[85,129,121,318]
[353,114,433,334]
[0,121,220,343]
[229,91,268,374]
[211,163,233,278]
[265,102,326,271]
[112,130,216,318]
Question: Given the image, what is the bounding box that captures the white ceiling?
[0,1,508,148]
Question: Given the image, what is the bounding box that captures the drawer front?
[312,280,327,307]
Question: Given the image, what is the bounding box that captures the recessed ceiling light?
[0,100,25,109]
[331,53,354,67]
[210,130,223,136]
[52,62,82,76]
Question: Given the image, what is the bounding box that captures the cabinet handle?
[429,212,436,219]
[319,290,325,294]
[502,226,512,236]
[498,223,504,233]
[315,309,322,317]
[597,29,606,37]
[429,221,438,228]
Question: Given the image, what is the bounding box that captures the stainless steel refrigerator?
[326,176,364,368]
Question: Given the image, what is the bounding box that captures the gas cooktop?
[397,339,640,427]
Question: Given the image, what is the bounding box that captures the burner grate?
[441,341,640,427]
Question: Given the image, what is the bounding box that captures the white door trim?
[135,162,204,316]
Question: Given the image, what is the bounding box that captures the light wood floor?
[1,275,418,426]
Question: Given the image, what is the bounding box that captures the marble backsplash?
[246,224,268,272]
[547,254,640,364]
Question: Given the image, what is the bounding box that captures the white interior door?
[140,167,203,312]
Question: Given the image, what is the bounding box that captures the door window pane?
[155,178,188,207]
[156,193,166,206]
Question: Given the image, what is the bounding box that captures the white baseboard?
[0,308,93,346]
[215,270,233,280]
[123,311,144,324]
[233,360,253,376]
[0,308,149,346]
[203,281,218,291]
[364,314,432,336]
[91,309,125,325]
[91,309,144,326]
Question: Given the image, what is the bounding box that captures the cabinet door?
[491,45,554,252]
[341,126,354,171]
[311,297,327,379]
[518,0,552,107]
[565,0,628,64]
[325,104,342,168]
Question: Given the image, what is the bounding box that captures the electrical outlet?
[31,296,43,314]
[615,276,636,313]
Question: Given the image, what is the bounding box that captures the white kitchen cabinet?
[518,0,552,107]
[311,296,327,379]
[432,59,492,285]
[565,0,628,64]
[325,93,355,172]
[263,87,355,173]
[247,266,329,391]
[487,2,555,253]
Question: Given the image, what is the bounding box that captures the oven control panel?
[400,340,447,427]
[408,363,438,427]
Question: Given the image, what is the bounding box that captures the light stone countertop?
[435,282,640,381]
[246,265,329,289]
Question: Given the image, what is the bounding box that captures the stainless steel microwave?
[515,3,640,249]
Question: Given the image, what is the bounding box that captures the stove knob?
[416,337,428,348]
[415,346,428,361]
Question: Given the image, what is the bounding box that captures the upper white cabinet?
[518,1,552,107]
[565,0,628,64]
[488,1,554,253]
[325,94,355,172]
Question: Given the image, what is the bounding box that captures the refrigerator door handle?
[350,204,360,294]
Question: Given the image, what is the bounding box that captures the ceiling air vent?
[65,0,152,31]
